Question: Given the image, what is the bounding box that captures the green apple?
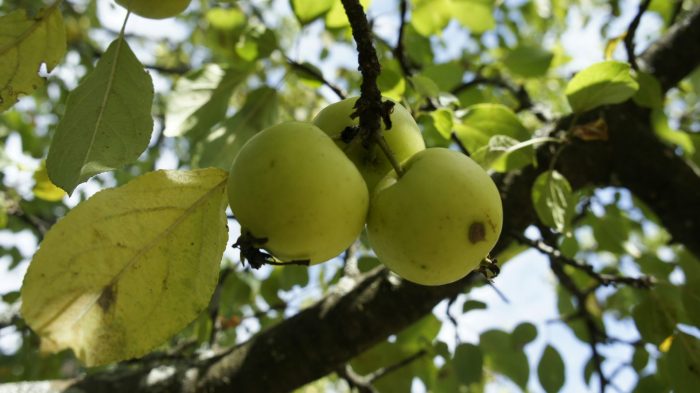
[312,97,425,192]
[227,121,369,264]
[116,0,191,19]
[367,148,503,286]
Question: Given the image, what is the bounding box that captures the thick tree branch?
[639,5,700,90]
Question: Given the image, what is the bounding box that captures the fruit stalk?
[340,0,405,177]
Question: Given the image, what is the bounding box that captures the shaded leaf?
[681,280,700,326]
[0,5,66,112]
[667,333,700,393]
[193,86,279,169]
[633,71,664,109]
[21,169,229,366]
[453,343,483,386]
[480,329,529,388]
[565,61,639,113]
[46,38,154,194]
[538,345,565,393]
[164,64,250,140]
[503,45,553,78]
[463,300,487,313]
[633,284,683,344]
[512,322,538,348]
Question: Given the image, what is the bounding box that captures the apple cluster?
[227,97,503,286]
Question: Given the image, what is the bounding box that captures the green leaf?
[422,62,464,91]
[681,280,700,326]
[470,134,538,172]
[633,71,664,109]
[453,343,483,386]
[20,169,229,366]
[667,333,700,393]
[357,256,381,273]
[565,61,639,113]
[633,375,667,393]
[450,0,495,34]
[0,5,66,112]
[164,64,250,140]
[352,315,440,392]
[411,0,451,36]
[456,103,530,152]
[463,300,487,313]
[410,74,441,98]
[538,345,565,393]
[192,86,279,169]
[502,45,554,78]
[651,108,695,153]
[480,329,530,388]
[632,347,649,371]
[531,170,574,233]
[290,0,334,25]
[429,108,454,139]
[511,322,538,348]
[632,284,682,344]
[46,38,154,194]
[325,0,371,28]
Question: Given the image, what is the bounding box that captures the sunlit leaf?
[565,61,639,113]
[291,0,334,25]
[0,5,66,112]
[32,161,65,202]
[46,37,154,194]
[531,170,574,233]
[451,0,495,34]
[21,169,229,366]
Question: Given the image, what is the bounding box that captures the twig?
[368,348,428,382]
[337,364,376,393]
[624,0,653,70]
[509,231,654,289]
[341,0,404,177]
[208,267,235,345]
[286,58,346,100]
[393,0,413,77]
[538,226,608,393]
[451,133,470,156]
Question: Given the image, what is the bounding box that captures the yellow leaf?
[32,161,65,202]
[0,3,66,112]
[21,168,229,366]
[659,334,674,352]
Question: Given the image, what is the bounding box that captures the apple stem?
[373,133,405,177]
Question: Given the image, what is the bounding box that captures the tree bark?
[2,5,700,393]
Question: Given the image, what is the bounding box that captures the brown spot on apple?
[469,221,486,244]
